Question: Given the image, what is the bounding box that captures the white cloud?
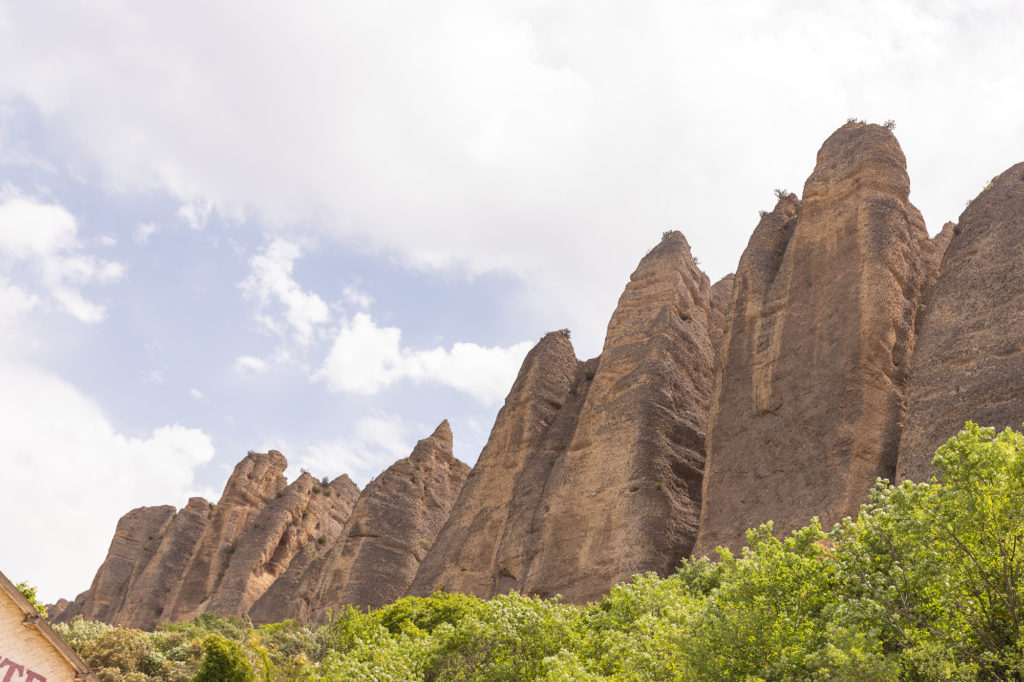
[98,234,117,247]
[342,284,372,310]
[0,276,38,324]
[178,199,212,230]
[402,340,535,404]
[316,312,530,404]
[0,361,215,602]
[234,355,270,374]
[0,191,77,258]
[188,388,207,401]
[0,187,124,323]
[240,239,330,345]
[133,222,158,244]
[286,412,410,487]
[3,3,1023,354]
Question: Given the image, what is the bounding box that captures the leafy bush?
[52,423,1024,681]
[193,634,254,682]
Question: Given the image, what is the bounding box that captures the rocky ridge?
[251,421,469,624]
[60,122,1024,627]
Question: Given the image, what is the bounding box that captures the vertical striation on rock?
[255,421,469,624]
[709,274,736,352]
[161,451,288,623]
[408,335,579,598]
[246,474,360,624]
[695,122,933,557]
[206,471,360,618]
[58,450,361,629]
[52,506,176,625]
[897,164,1024,482]
[519,232,717,602]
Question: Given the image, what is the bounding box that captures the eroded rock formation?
[520,232,717,602]
[694,122,934,556]
[63,123,1024,625]
[408,333,580,599]
[253,421,469,624]
[55,451,360,630]
[897,164,1024,482]
[413,232,719,604]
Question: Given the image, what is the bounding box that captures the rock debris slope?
[694,122,935,556]
[897,164,1024,482]
[252,421,469,624]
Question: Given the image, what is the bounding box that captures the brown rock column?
[260,421,469,623]
[207,472,359,617]
[694,122,932,557]
[408,334,578,598]
[52,506,175,625]
[520,231,717,602]
[897,163,1024,482]
[162,451,288,622]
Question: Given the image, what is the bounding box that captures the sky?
[1,1,1023,604]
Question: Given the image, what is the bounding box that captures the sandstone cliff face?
[161,451,289,623]
[408,334,580,598]
[253,422,468,624]
[412,234,718,604]
[205,472,359,618]
[709,274,736,351]
[520,232,717,602]
[694,122,933,557]
[54,506,176,624]
[57,451,360,629]
[897,164,1024,482]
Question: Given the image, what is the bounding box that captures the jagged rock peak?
[517,226,717,602]
[258,423,469,623]
[220,450,288,506]
[408,332,578,599]
[410,419,454,463]
[803,121,910,205]
[695,121,932,557]
[897,162,1024,482]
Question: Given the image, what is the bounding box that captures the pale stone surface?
[695,122,933,557]
[897,164,1024,482]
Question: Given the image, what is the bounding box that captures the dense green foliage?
[16,580,48,617]
[50,423,1024,680]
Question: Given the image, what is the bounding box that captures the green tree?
[832,423,1024,678]
[15,581,48,617]
[192,634,254,682]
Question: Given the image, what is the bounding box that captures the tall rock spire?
[408,332,579,598]
[695,122,933,556]
[519,231,717,601]
[897,163,1024,482]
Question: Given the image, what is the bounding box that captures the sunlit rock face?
[897,163,1024,483]
[253,421,469,625]
[695,122,933,557]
